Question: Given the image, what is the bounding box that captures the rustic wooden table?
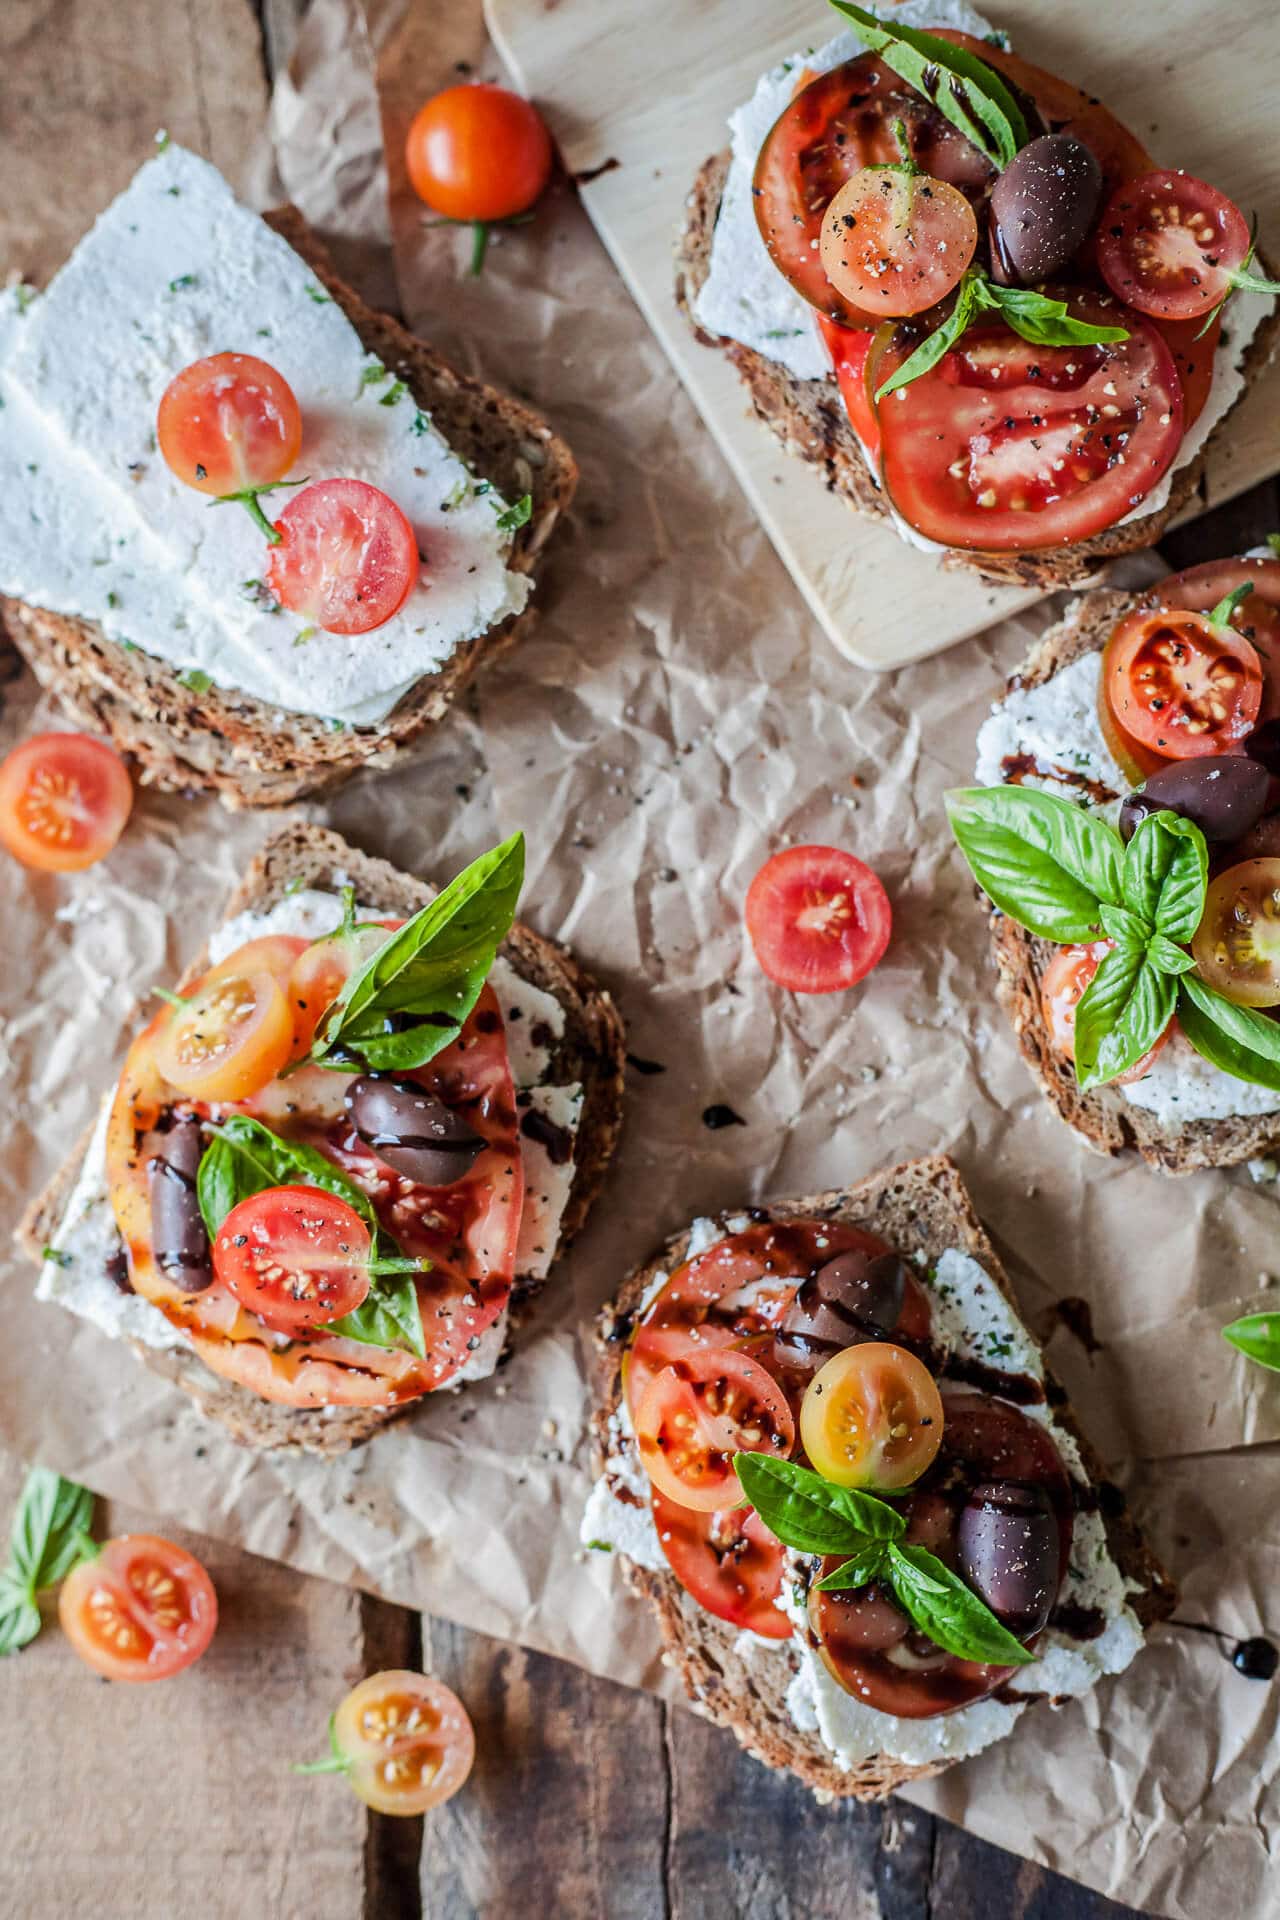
[2,2,1274,1913]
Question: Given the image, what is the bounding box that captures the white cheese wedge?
[0,146,529,726]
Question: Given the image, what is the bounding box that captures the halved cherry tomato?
[1097,172,1257,322]
[1040,941,1173,1081]
[635,1348,795,1512]
[153,968,294,1102]
[651,1490,790,1640]
[58,1534,216,1682]
[872,289,1184,552]
[1103,605,1262,758]
[799,1341,943,1491]
[0,732,132,873]
[1192,859,1280,1007]
[331,1671,475,1814]
[1156,555,1280,723]
[406,84,552,223]
[157,353,302,496]
[819,166,976,317]
[266,478,418,636]
[213,1185,373,1334]
[819,317,880,462]
[287,919,396,1055]
[745,845,891,994]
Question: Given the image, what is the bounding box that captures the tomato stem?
[470,221,490,275]
[152,986,192,1011]
[292,1755,350,1776]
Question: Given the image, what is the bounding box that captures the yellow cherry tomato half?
[800,1342,943,1491]
[1192,858,1280,1007]
[332,1671,475,1815]
[153,968,294,1101]
[819,167,976,318]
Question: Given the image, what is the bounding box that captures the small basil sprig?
[877,270,1129,400]
[0,1470,95,1656]
[197,1114,426,1358]
[736,1454,1034,1667]
[1222,1312,1280,1373]
[311,833,524,1075]
[827,2,1027,169]
[1195,227,1280,340]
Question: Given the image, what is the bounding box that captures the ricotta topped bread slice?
[0,146,576,807]
[19,822,626,1455]
[582,1155,1173,1799]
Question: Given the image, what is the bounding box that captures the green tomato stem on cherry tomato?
[297,1672,476,1815]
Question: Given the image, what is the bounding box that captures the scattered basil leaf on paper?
[197,1114,426,1359]
[826,1,1027,167]
[945,785,1122,942]
[0,1469,95,1657]
[311,832,524,1075]
[1177,975,1280,1093]
[1222,1312,1280,1373]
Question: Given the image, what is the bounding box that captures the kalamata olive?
[147,1115,212,1294]
[1119,755,1271,844]
[989,134,1102,286]
[956,1480,1060,1639]
[773,1249,907,1375]
[345,1075,484,1187]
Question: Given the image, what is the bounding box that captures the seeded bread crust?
[676,151,1280,590]
[18,822,626,1455]
[0,208,578,809]
[985,590,1280,1173]
[588,1153,1175,1800]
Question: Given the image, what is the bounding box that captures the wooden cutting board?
[484,0,1280,669]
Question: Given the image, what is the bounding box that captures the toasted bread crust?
[589,1154,1175,1800]
[1,209,578,808]
[676,151,1280,589]
[19,823,626,1455]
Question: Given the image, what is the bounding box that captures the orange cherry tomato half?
[1039,941,1173,1080]
[1191,859,1280,1008]
[636,1347,795,1513]
[1096,171,1256,323]
[153,967,294,1102]
[58,1534,217,1682]
[406,84,552,224]
[745,845,891,994]
[0,732,132,873]
[287,921,395,1055]
[213,1185,373,1334]
[799,1341,943,1491]
[266,478,419,636]
[1103,605,1263,759]
[651,1489,791,1640]
[157,353,303,496]
[331,1671,475,1814]
[819,167,976,318]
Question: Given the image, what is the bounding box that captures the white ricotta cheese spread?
[0,145,530,726]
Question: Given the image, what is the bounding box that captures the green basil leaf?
[1122,810,1208,943]
[876,276,978,400]
[312,834,524,1074]
[1147,933,1197,977]
[887,1542,1036,1664]
[1074,951,1175,1091]
[826,2,1027,167]
[1178,975,1280,1093]
[1222,1312,1280,1373]
[733,1454,906,1555]
[9,1469,94,1592]
[327,1278,425,1359]
[813,1547,890,1593]
[0,1583,41,1657]
[1098,902,1149,949]
[981,283,1128,347]
[945,786,1122,941]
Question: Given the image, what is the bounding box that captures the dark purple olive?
[345,1075,484,1186]
[1119,755,1271,844]
[773,1250,908,1376]
[956,1480,1059,1639]
[989,134,1102,286]
[147,1115,212,1294]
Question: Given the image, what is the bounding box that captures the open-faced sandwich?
[678,1,1280,586]
[0,141,576,807]
[21,823,625,1454]
[582,1155,1173,1796]
[955,548,1280,1173]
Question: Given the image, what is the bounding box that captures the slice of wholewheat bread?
[1,208,577,809]
[588,1153,1175,1800]
[19,821,626,1456]
[677,151,1280,590]
[984,590,1280,1173]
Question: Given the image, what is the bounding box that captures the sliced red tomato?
[1097,172,1255,322]
[746,844,891,994]
[1154,312,1219,431]
[0,733,132,873]
[58,1534,217,1682]
[287,917,398,1056]
[976,42,1153,203]
[651,1490,790,1640]
[1103,604,1262,758]
[819,166,976,318]
[331,1671,475,1814]
[212,1185,373,1334]
[873,289,1184,552]
[635,1347,795,1512]
[157,353,302,496]
[799,1341,943,1490]
[819,317,880,462]
[1040,941,1173,1082]
[153,968,294,1103]
[405,84,552,223]
[266,478,418,636]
